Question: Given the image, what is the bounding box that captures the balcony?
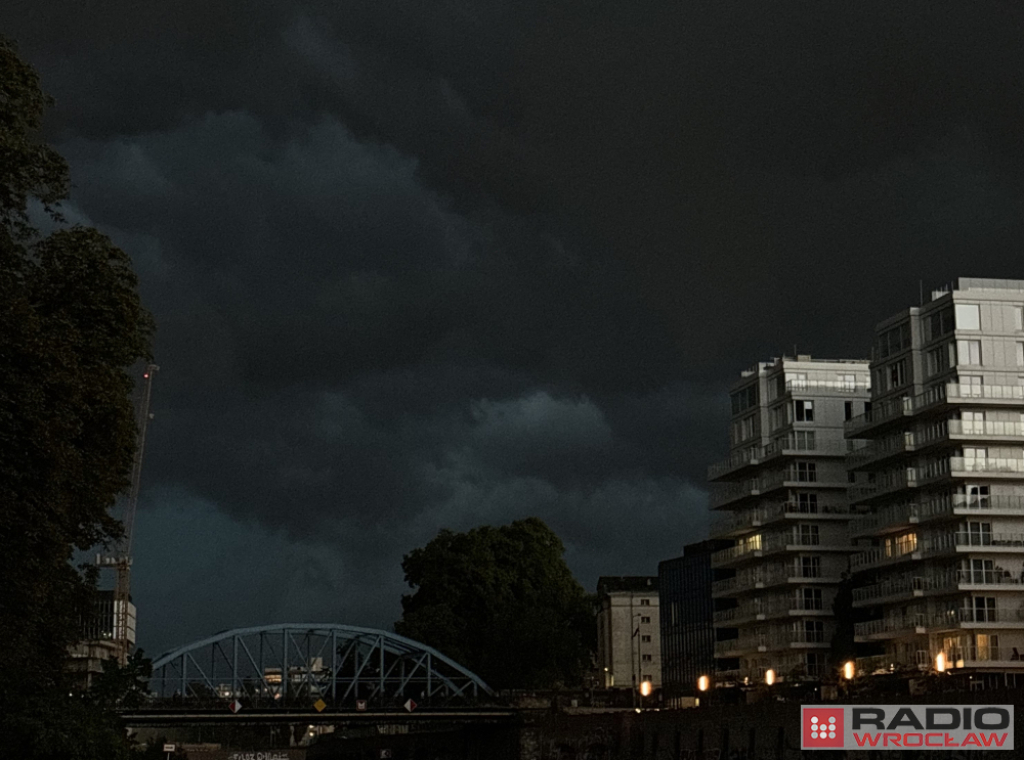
[945,383,1024,406]
[947,419,1024,442]
[718,629,830,656]
[852,495,1024,539]
[784,379,870,395]
[848,468,919,504]
[850,502,920,538]
[931,606,1024,629]
[854,614,927,640]
[947,456,1024,477]
[712,565,843,598]
[710,500,852,539]
[850,540,920,571]
[714,596,832,626]
[922,531,1024,557]
[711,466,848,509]
[852,575,929,607]
[711,529,850,569]
[919,494,1024,521]
[708,438,847,482]
[853,569,1024,607]
[845,396,914,438]
[847,432,916,468]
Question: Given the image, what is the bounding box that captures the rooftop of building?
[597,576,659,594]
[735,354,871,383]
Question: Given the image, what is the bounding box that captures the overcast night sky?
[5,1,1024,657]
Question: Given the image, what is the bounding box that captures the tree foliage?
[829,571,856,671]
[0,35,154,758]
[395,517,595,690]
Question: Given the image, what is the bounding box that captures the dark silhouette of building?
[658,540,731,705]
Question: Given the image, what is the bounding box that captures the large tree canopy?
[395,517,595,690]
[0,36,154,758]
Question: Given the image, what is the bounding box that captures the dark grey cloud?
[6,0,1024,654]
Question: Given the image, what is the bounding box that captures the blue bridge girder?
[149,624,494,708]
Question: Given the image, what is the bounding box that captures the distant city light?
[765,669,776,686]
[697,675,709,692]
[936,652,946,673]
[640,680,652,697]
[842,661,855,680]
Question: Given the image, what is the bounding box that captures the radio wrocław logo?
[801,705,1013,751]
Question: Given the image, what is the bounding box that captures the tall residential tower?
[847,278,1024,686]
[708,356,871,683]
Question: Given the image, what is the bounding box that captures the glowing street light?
[765,669,776,686]
[842,661,855,680]
[697,675,709,692]
[640,680,652,697]
[936,652,946,673]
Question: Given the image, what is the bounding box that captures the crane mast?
[98,363,158,666]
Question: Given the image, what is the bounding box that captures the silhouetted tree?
[0,35,154,759]
[829,572,856,671]
[396,517,595,689]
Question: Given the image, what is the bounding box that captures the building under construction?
[69,363,157,687]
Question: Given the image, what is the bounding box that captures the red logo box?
[802,707,844,748]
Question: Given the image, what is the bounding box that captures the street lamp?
[936,652,946,673]
[842,661,855,680]
[697,675,709,692]
[765,669,776,686]
[640,680,652,697]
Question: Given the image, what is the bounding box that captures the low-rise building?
[596,576,661,690]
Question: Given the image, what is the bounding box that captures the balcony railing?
[946,383,1024,403]
[853,575,928,604]
[708,438,848,480]
[851,540,920,569]
[716,596,832,624]
[712,530,849,568]
[845,396,914,436]
[855,614,927,638]
[849,468,919,502]
[847,432,916,467]
[855,570,1024,605]
[922,531,1024,556]
[948,456,1024,475]
[852,495,1024,537]
[785,379,870,394]
[932,607,1024,627]
[845,383,1024,438]
[710,501,851,538]
[727,629,830,653]
[712,563,843,597]
[947,419,1024,438]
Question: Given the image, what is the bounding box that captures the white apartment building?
[847,278,1024,685]
[708,356,871,683]
[596,576,662,690]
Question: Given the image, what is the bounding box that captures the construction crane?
[97,363,158,666]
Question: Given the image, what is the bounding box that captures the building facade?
[69,589,137,688]
[708,356,871,683]
[659,540,727,702]
[847,278,1024,685]
[596,577,662,690]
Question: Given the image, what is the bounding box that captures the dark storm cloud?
[7,0,1024,652]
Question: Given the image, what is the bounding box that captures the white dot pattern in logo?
[809,715,837,740]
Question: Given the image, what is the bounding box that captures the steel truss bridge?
[148,624,495,710]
